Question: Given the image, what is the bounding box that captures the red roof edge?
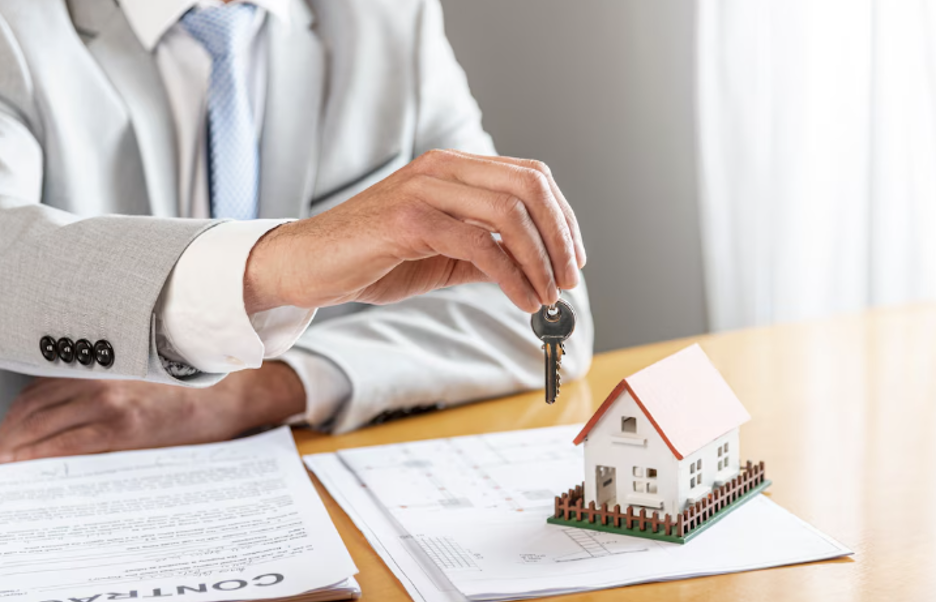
[623,380,685,461]
[572,378,686,461]
[572,380,628,445]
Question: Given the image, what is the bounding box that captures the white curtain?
[696,0,936,331]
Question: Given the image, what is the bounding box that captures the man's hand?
[244,149,587,315]
[0,362,305,463]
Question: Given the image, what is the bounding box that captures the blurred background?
[440,0,936,352]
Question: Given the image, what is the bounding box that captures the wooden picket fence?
[553,461,766,538]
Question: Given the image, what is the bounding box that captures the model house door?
[596,465,616,506]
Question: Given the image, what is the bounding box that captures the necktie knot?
[180,3,257,60]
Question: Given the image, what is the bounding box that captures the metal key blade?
[543,339,566,403]
[544,341,559,404]
[531,300,577,404]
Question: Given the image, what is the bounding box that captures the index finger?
[417,150,576,300]
[447,150,587,273]
[0,379,77,437]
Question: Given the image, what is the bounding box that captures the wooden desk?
[294,304,936,601]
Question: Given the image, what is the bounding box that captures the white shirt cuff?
[157,220,316,373]
[277,351,352,428]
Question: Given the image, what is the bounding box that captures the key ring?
[545,288,562,321]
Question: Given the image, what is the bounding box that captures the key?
[531,298,577,404]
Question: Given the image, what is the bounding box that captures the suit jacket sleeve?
[0,98,222,385]
[289,0,595,433]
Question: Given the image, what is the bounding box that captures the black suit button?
[75,339,94,366]
[93,340,114,368]
[56,337,75,363]
[40,336,57,362]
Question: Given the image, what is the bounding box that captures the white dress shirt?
[120,0,350,426]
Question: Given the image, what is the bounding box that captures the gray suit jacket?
[0,0,593,432]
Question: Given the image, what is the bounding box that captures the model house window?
[621,417,637,433]
[690,463,696,475]
[717,458,724,470]
[633,466,643,478]
[724,442,729,454]
[646,482,658,494]
[697,474,702,485]
[689,477,695,489]
[717,446,723,457]
[633,481,643,492]
[647,468,657,478]
[696,459,702,471]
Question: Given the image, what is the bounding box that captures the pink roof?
[573,344,750,460]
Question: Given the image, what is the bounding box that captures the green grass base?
[547,479,772,544]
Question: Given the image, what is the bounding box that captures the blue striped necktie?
[180,3,259,220]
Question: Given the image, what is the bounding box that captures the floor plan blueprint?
[335,425,581,515]
[553,527,649,562]
[308,425,851,601]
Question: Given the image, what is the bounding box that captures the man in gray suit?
[0,0,593,463]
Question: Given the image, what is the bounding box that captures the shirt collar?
[119,0,291,52]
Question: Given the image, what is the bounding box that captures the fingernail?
[0,452,13,464]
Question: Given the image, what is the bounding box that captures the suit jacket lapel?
[257,0,327,219]
[69,0,179,218]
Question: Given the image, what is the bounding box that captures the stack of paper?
[0,427,359,602]
[305,425,851,601]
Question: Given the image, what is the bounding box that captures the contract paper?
[304,425,851,601]
[0,427,358,602]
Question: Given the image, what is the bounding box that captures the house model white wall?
[574,344,751,518]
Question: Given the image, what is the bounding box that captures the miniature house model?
[573,344,751,518]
